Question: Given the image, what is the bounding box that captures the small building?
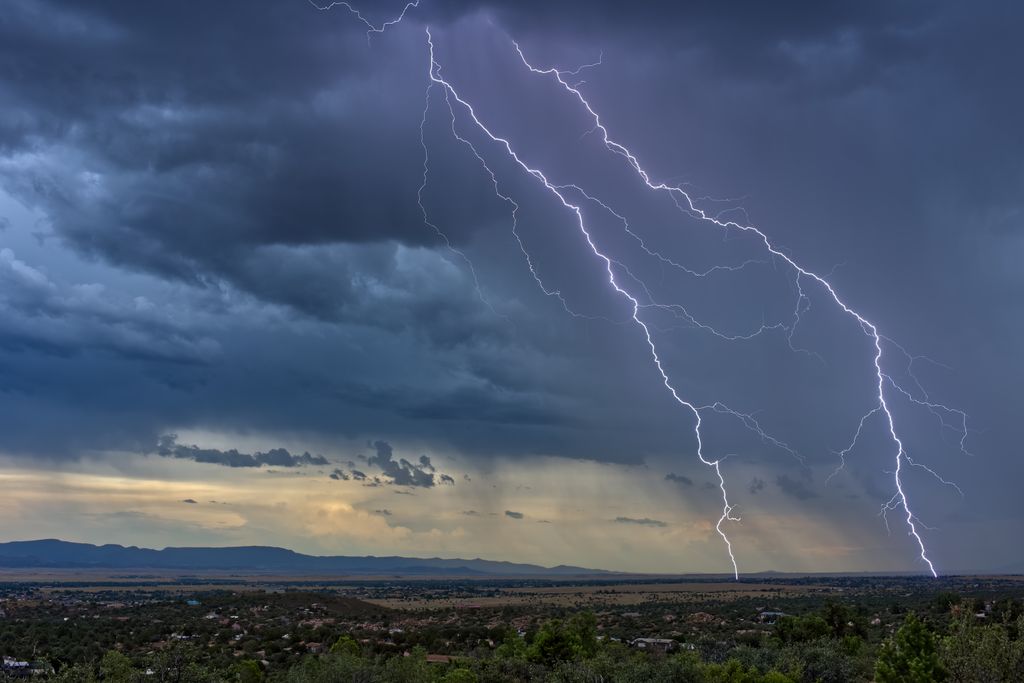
[757,611,788,624]
[630,638,678,653]
[426,654,452,664]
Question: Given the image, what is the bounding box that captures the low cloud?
[329,440,457,489]
[614,516,668,528]
[749,477,767,494]
[505,510,524,519]
[157,435,329,469]
[776,474,818,501]
[181,498,198,504]
[665,473,693,486]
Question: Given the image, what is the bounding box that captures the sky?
[0,0,1022,575]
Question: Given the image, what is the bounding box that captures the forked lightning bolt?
[316,2,972,578]
[308,0,420,40]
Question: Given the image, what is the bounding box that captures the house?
[0,657,49,678]
[630,638,678,653]
[757,611,788,624]
[2,657,30,671]
[425,654,451,664]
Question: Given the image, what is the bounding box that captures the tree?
[940,612,1024,682]
[440,669,478,683]
[234,660,263,683]
[875,613,948,683]
[98,651,136,683]
[329,635,361,658]
[52,663,98,683]
[773,615,830,644]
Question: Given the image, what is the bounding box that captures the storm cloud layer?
[0,0,1022,571]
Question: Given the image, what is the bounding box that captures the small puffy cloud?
[157,435,329,469]
[614,516,668,528]
[367,440,434,487]
[749,477,767,494]
[462,510,479,516]
[181,498,198,504]
[329,440,457,488]
[373,509,392,516]
[505,510,524,519]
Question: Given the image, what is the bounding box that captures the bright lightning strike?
[308,0,421,41]
[427,31,974,578]
[319,2,972,578]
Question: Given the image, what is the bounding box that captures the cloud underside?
[614,516,668,528]
[0,0,1019,573]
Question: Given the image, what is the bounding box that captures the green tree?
[875,613,948,683]
[940,612,1024,682]
[52,663,98,683]
[99,651,135,683]
[773,615,830,644]
[234,660,263,683]
[379,646,433,683]
[702,659,795,683]
[439,668,477,683]
[329,635,361,658]
[524,611,599,665]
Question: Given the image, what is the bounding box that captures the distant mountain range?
[0,539,610,576]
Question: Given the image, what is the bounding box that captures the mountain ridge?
[0,539,610,576]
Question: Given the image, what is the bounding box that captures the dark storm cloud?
[156,435,329,469]
[365,440,442,487]
[665,473,693,487]
[0,248,218,364]
[0,0,1021,570]
[775,475,818,502]
[749,478,767,495]
[614,516,667,528]
[504,510,524,519]
[181,499,198,504]
[324,441,458,487]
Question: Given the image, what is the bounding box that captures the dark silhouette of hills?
[0,539,609,576]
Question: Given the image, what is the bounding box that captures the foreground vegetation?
[2,577,1023,681]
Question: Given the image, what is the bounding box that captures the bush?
[875,613,947,683]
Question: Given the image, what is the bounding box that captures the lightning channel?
[508,38,969,577]
[316,0,969,577]
[308,0,420,41]
[426,29,744,577]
